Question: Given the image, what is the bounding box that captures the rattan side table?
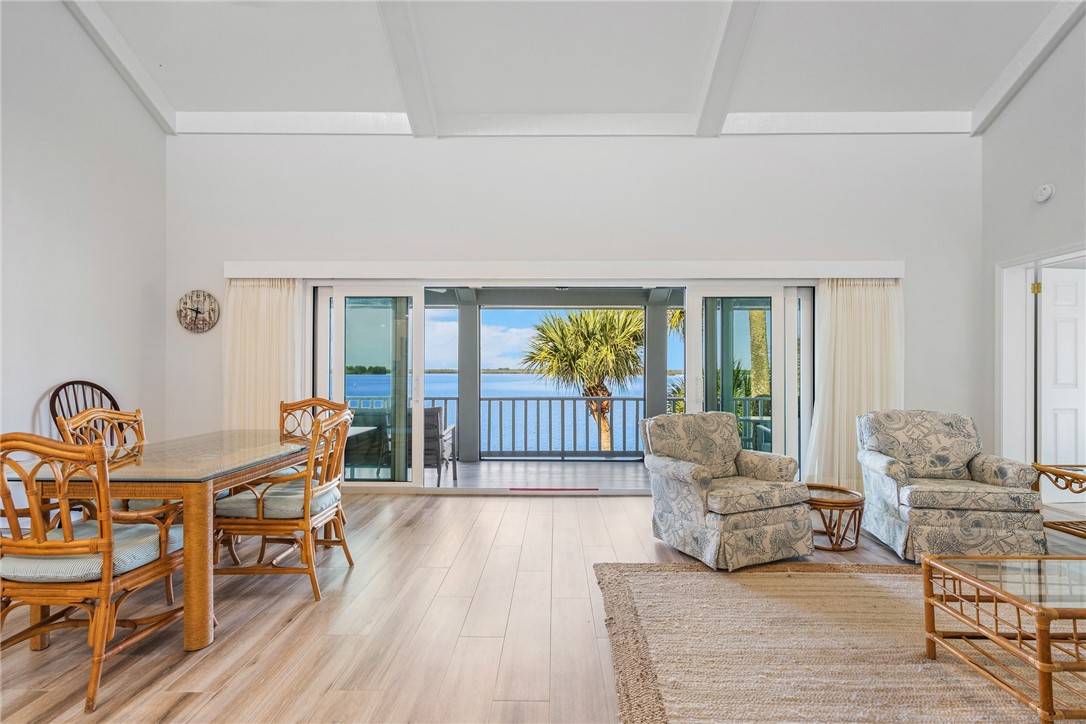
[806,483,865,551]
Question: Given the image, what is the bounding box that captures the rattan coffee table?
[806,483,864,551]
[922,556,1086,722]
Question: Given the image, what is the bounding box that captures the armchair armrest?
[968,454,1038,489]
[644,454,712,486]
[857,450,908,485]
[735,449,798,482]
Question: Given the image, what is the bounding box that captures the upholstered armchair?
[640,412,814,571]
[857,409,1047,561]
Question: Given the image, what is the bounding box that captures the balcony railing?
[481,396,644,459]
[344,394,771,459]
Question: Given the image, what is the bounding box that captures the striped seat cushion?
[0,522,182,583]
[215,481,341,520]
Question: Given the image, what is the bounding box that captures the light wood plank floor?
[1,494,1082,723]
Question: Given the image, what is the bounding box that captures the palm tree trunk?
[584,383,613,452]
[749,310,770,397]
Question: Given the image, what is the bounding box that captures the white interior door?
[314,284,426,484]
[1038,265,1086,504]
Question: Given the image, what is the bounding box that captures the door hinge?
[1030,282,1042,294]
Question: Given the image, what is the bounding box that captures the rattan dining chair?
[56,408,178,604]
[0,433,184,713]
[213,404,354,601]
[49,381,119,441]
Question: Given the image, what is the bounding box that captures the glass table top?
[936,558,1086,610]
[99,430,307,482]
[806,484,864,502]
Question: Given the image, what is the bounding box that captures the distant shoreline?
[350,369,685,375]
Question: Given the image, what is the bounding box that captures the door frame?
[310,282,427,485]
[995,244,1086,466]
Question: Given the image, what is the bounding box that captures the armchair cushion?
[643,411,741,478]
[968,454,1039,489]
[900,479,1041,512]
[857,410,981,480]
[0,521,183,583]
[707,477,809,515]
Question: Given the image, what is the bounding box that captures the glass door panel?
[315,285,424,484]
[703,297,774,451]
[343,297,412,481]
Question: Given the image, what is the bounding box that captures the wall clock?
[176,289,220,333]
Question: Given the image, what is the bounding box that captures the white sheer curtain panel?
[804,278,904,491]
[222,278,303,429]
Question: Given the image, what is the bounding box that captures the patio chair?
[857,409,1047,560]
[213,406,354,601]
[0,433,183,712]
[416,406,457,486]
[345,408,391,478]
[639,411,813,571]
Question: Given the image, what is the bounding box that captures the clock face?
[177,290,220,333]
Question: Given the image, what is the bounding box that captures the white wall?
[981,19,1086,457]
[1,2,167,437]
[165,132,983,437]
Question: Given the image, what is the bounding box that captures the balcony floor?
[346,460,651,491]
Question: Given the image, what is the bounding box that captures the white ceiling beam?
[376,2,438,138]
[722,112,971,135]
[175,112,411,135]
[438,113,694,137]
[971,1,1085,136]
[64,1,177,135]
[695,1,761,137]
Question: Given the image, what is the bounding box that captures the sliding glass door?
[703,296,775,451]
[685,286,812,463]
[314,285,425,483]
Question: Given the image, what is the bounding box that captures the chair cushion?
[1,522,183,583]
[857,410,981,480]
[706,477,809,515]
[215,481,341,520]
[644,412,741,479]
[899,478,1041,512]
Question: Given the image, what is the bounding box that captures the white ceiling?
[85,0,1079,137]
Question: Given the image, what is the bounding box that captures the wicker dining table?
[36,430,310,651]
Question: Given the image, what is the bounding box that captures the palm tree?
[522,309,644,451]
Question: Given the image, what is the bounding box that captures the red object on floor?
[507,487,599,492]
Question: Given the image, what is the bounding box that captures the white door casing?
[1038,266,1086,504]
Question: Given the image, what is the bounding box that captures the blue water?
[345,373,677,455]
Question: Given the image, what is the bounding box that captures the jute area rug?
[595,562,1074,724]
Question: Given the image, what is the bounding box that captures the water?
[344,373,677,455]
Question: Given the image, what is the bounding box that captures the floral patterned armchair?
[857,409,1047,561]
[639,412,814,571]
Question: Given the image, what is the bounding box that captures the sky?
[427,307,687,371]
[348,303,743,373]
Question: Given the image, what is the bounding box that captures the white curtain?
[804,278,904,491]
[222,278,303,429]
